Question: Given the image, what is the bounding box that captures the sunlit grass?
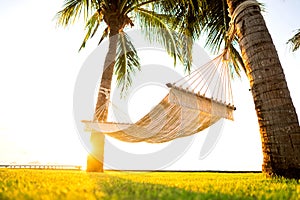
[0,169,299,199]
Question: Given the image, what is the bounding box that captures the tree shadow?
[92,173,255,200]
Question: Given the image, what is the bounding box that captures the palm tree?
[288,29,300,52]
[179,0,300,178]
[56,0,193,172]
[227,0,300,179]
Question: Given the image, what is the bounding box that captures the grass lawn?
[0,169,299,199]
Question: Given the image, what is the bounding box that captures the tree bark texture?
[86,26,119,172]
[227,0,300,178]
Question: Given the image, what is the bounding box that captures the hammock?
[82,53,235,143]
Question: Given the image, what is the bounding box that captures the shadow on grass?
[94,174,252,200]
[1,169,298,200]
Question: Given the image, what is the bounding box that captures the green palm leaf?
[79,11,103,51]
[150,0,187,14]
[135,8,179,67]
[120,0,139,15]
[288,29,300,52]
[56,0,99,27]
[227,43,245,78]
[175,1,209,72]
[98,27,109,45]
[115,32,141,94]
[171,0,204,39]
[200,0,245,75]
[201,0,229,54]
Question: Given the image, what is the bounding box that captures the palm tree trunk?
[226,0,300,178]
[86,27,119,172]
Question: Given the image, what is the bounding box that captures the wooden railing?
[0,165,82,170]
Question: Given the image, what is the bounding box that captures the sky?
[0,0,299,171]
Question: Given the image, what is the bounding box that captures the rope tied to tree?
[99,87,111,99]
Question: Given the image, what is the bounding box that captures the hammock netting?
[82,53,235,143]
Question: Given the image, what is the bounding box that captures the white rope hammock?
[82,51,236,143]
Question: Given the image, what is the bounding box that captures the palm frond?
[120,0,139,15]
[193,0,245,76]
[201,0,228,54]
[115,32,141,94]
[98,27,109,45]
[135,8,180,66]
[288,29,300,52]
[124,0,183,14]
[172,0,204,40]
[176,34,194,72]
[227,42,245,78]
[169,1,206,72]
[79,11,103,51]
[56,0,99,27]
[150,0,187,14]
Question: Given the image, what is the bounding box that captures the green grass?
[0,169,299,200]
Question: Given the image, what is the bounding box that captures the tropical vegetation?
[56,0,300,178]
[56,0,201,172]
